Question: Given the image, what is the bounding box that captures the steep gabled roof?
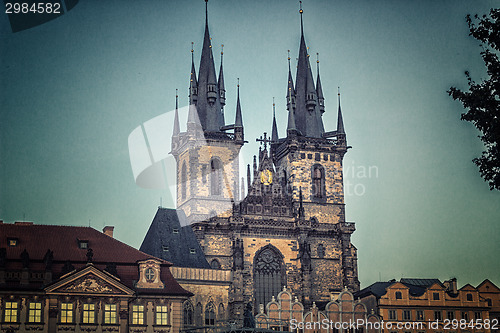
[477,279,500,292]
[140,208,210,269]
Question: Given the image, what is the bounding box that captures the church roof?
[140,208,210,269]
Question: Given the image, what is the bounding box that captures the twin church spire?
[177,1,345,144]
[184,0,240,135]
[282,2,345,141]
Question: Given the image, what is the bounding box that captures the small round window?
[145,268,155,282]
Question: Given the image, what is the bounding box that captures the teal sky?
[1,0,499,289]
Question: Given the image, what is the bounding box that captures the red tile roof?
[1,223,165,264]
[0,222,191,296]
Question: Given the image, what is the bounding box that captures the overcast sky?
[1,0,498,289]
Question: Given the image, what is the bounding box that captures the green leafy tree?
[448,8,500,191]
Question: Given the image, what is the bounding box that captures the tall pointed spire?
[316,53,325,114]
[235,79,242,127]
[218,44,226,107]
[271,97,279,142]
[247,164,251,194]
[173,89,180,137]
[292,1,324,138]
[189,42,198,105]
[337,88,345,134]
[234,78,244,142]
[196,0,222,131]
[218,45,225,128]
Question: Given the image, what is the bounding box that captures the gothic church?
[141,1,360,321]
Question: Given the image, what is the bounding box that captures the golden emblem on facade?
[260,169,273,185]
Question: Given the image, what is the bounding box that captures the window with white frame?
[132,305,144,325]
[104,304,117,324]
[4,301,18,322]
[60,303,74,323]
[82,303,95,324]
[156,305,168,325]
[28,302,42,323]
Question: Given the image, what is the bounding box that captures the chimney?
[103,226,114,238]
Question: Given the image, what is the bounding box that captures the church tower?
[189,2,359,316]
[268,2,359,300]
[171,0,244,225]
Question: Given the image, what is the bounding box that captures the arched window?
[181,162,187,200]
[205,302,215,326]
[195,303,203,326]
[210,158,222,196]
[317,244,325,258]
[210,259,221,270]
[183,301,194,326]
[312,165,325,198]
[395,291,402,299]
[254,245,285,309]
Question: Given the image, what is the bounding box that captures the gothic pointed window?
[195,303,203,326]
[181,162,187,200]
[312,164,325,199]
[210,158,222,196]
[254,245,285,309]
[183,301,194,326]
[205,302,215,326]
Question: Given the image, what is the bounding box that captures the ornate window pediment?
[136,259,164,289]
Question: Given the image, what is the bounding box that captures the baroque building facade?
[356,278,497,333]
[142,1,360,323]
[0,222,191,333]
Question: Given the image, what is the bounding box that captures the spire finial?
[191,41,194,65]
[205,0,208,25]
[173,88,180,137]
[271,97,279,143]
[316,53,320,77]
[337,86,345,135]
[237,77,240,88]
[221,44,224,56]
[299,1,304,35]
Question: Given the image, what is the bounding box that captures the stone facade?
[165,1,360,323]
[169,267,231,328]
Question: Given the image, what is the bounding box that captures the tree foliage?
[448,8,500,191]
